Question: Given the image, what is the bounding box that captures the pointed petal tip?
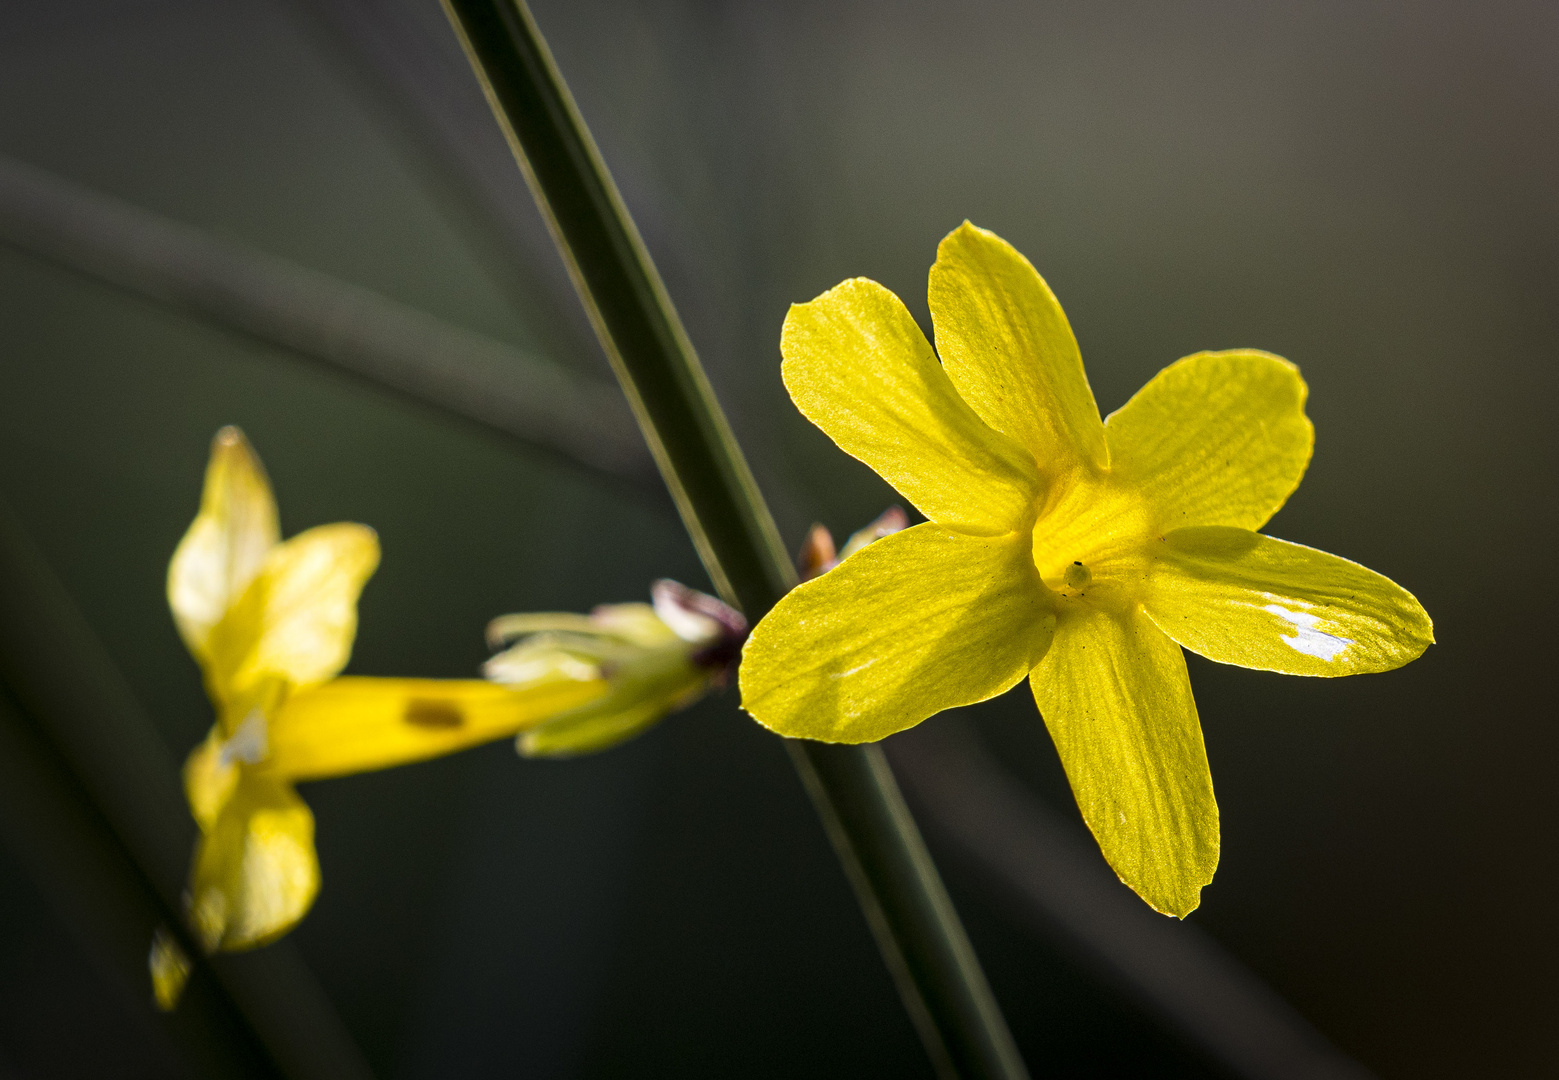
[1408,594,1436,647]
[786,277,879,316]
[1116,864,1212,920]
[928,219,1107,471]
[207,426,267,477]
[1156,891,1203,920]
[937,220,1024,261]
[1143,529,1436,677]
[779,274,1043,531]
[937,220,989,259]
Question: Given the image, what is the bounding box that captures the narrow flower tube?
[266,677,607,781]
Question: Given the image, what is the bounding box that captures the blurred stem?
[0,153,653,488]
[0,685,276,1079]
[437,3,1028,1076]
[0,500,375,1080]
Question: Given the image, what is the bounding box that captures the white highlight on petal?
[1261,602,1354,661]
[834,656,882,679]
[220,708,270,766]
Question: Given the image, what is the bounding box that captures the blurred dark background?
[0,0,1555,1077]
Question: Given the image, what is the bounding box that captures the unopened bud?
[484,581,747,757]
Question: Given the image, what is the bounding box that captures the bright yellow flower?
[739,223,1433,917]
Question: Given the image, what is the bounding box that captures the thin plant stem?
[0,685,277,1079]
[0,153,652,487]
[889,725,1378,1080]
[436,3,1029,1076]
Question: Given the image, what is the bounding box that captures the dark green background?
[0,1,1553,1076]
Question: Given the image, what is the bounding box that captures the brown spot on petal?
[404,699,464,729]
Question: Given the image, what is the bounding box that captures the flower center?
[1031,471,1155,614]
[218,707,269,766]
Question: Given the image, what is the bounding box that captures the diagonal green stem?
[437,0,792,610]
[0,684,277,1080]
[436,3,1028,1076]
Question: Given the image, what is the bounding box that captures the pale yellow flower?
[167,428,747,958]
[169,428,599,953]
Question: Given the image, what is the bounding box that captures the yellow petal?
[782,278,1041,532]
[928,222,1107,475]
[1141,527,1434,676]
[266,676,608,780]
[168,427,279,661]
[187,775,319,952]
[148,925,193,1012]
[1030,605,1218,917]
[740,523,1054,743]
[183,725,239,832]
[1106,351,1314,532]
[205,523,380,701]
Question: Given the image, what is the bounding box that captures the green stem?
[0,685,275,1079]
[0,153,652,488]
[436,4,1028,1076]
